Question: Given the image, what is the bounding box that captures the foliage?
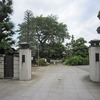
[72,38,88,58]
[97,11,100,19]
[33,15,69,44]
[97,26,100,33]
[44,42,66,59]
[0,41,11,54]
[17,10,35,45]
[66,35,75,58]
[65,37,89,66]
[17,10,37,55]
[39,58,46,66]
[0,0,15,54]
[97,11,100,33]
[66,35,75,50]
[64,56,89,66]
[71,37,88,58]
[18,11,70,57]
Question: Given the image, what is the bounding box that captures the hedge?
[64,56,89,66]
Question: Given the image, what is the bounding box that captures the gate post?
[89,40,100,82]
[19,42,31,80]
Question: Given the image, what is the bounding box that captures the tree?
[97,11,100,33]
[43,42,66,59]
[66,35,75,49]
[33,15,69,52]
[18,13,70,56]
[64,37,89,65]
[72,37,88,58]
[66,35,75,58]
[66,37,89,58]
[17,10,37,55]
[97,11,100,19]
[18,10,35,45]
[0,0,15,54]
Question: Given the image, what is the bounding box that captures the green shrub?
[82,57,89,65]
[39,58,46,66]
[64,56,89,66]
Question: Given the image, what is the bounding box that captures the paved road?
[0,64,100,100]
[75,65,89,72]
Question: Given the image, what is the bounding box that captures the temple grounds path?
[0,64,100,100]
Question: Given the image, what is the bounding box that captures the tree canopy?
[64,37,89,65]
[18,10,35,46]
[18,11,70,57]
[72,37,88,58]
[41,42,66,59]
[0,0,15,54]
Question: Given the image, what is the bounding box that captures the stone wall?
[89,47,100,82]
[13,55,19,79]
[0,54,19,79]
[0,55,4,78]
[50,60,62,64]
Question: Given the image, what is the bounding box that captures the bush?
[64,56,89,66]
[39,58,46,66]
[82,57,89,65]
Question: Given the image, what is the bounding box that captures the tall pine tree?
[0,0,15,54]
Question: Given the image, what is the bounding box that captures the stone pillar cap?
[20,42,29,49]
[89,39,100,47]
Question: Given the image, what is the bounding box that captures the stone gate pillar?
[89,40,100,82]
[19,42,31,80]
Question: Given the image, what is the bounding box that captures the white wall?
[0,55,20,79]
[89,47,100,82]
[13,56,19,79]
[19,49,31,80]
[0,55,4,78]
[0,49,32,80]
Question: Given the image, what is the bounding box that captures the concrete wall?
[0,55,20,79]
[13,55,19,79]
[19,49,31,80]
[89,47,100,82]
[0,55,4,78]
[50,60,62,64]
[0,49,31,80]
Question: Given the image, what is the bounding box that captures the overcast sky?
[11,0,100,44]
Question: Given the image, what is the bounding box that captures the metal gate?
[4,55,13,78]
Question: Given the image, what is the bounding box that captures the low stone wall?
[13,55,19,79]
[0,55,4,78]
[50,60,62,64]
[0,54,19,79]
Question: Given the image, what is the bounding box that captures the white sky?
[11,0,100,44]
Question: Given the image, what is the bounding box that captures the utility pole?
[37,41,39,66]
